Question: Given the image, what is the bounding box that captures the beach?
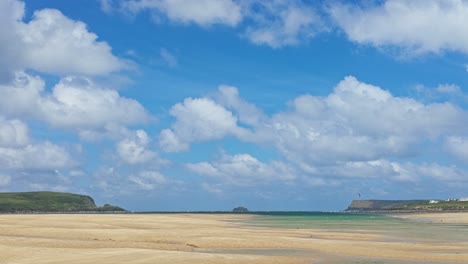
[1,213,468,263]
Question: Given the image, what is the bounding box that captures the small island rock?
[232,206,249,212]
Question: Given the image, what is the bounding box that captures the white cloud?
[0,0,126,80]
[122,0,242,26]
[129,170,168,190]
[45,76,148,129]
[0,119,76,189]
[94,166,171,193]
[0,141,74,170]
[118,0,325,48]
[0,117,29,147]
[164,76,468,185]
[436,84,461,94]
[117,130,156,164]
[300,159,467,184]
[329,0,468,54]
[410,163,466,181]
[215,85,265,127]
[160,48,178,67]
[100,0,116,13]
[0,174,11,187]
[186,153,295,186]
[313,160,420,182]
[0,0,24,81]
[18,9,127,75]
[446,137,468,162]
[264,76,467,165]
[0,72,149,135]
[245,1,324,48]
[159,97,247,152]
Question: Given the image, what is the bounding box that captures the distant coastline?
[345,199,468,213]
[0,191,126,213]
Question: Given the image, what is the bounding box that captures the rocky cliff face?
[80,195,97,208]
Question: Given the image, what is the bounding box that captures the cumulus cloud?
[329,0,468,54]
[159,97,247,152]
[186,153,296,186]
[165,76,468,185]
[244,1,325,48]
[446,137,468,162]
[18,9,126,75]
[0,0,126,80]
[45,76,149,130]
[0,0,24,81]
[0,141,74,170]
[0,72,149,136]
[94,166,172,194]
[129,170,168,190]
[122,0,242,26]
[0,117,29,147]
[436,84,461,94]
[215,85,265,127]
[118,0,325,48]
[265,76,467,166]
[117,130,156,164]
[0,117,76,190]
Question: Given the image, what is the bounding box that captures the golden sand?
[0,213,467,263]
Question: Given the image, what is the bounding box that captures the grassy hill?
[347,199,468,212]
[0,192,125,213]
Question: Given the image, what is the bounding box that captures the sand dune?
[1,213,467,263]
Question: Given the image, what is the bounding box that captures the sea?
[238,211,468,242]
[140,211,468,242]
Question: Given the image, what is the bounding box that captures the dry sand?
[1,213,468,263]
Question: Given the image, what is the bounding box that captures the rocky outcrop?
[232,206,249,212]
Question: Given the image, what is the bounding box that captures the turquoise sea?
[142,211,468,263]
[213,212,468,263]
[240,212,468,242]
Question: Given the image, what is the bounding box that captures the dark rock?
[232,206,249,212]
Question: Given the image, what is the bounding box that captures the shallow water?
[241,212,468,243]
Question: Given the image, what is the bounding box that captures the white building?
[459,197,468,202]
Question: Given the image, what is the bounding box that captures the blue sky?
[0,0,467,211]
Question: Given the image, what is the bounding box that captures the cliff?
[0,192,125,213]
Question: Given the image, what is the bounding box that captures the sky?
[0,0,467,211]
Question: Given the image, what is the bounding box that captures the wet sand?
[394,212,468,224]
[1,213,468,263]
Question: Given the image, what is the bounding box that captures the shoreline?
[389,211,468,224]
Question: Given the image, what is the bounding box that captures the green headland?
[0,191,125,213]
[346,199,468,212]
